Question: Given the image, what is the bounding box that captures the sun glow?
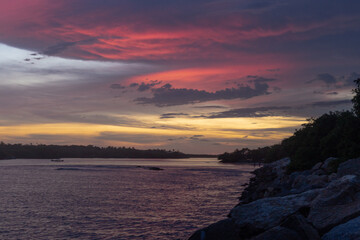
[0,116,306,146]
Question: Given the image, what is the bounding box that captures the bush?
[219,79,360,171]
[352,78,360,117]
[287,111,360,171]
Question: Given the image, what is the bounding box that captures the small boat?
[51,158,64,162]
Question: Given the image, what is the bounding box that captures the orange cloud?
[126,63,290,90]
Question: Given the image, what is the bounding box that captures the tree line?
[219,78,360,172]
[0,143,188,159]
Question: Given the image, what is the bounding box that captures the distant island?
[0,142,217,160]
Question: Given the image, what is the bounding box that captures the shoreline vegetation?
[219,79,360,172]
[189,79,360,239]
[0,143,217,160]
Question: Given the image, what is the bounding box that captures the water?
[0,158,256,239]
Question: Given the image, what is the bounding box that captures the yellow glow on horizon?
[155,116,306,131]
[0,116,306,144]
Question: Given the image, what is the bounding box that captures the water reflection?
[0,158,256,239]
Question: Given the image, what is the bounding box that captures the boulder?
[262,166,328,198]
[307,175,360,233]
[311,162,323,171]
[290,172,328,194]
[240,158,292,203]
[251,226,301,240]
[230,189,320,231]
[311,169,327,176]
[291,171,310,187]
[279,214,320,240]
[252,214,320,240]
[328,173,337,182]
[322,216,360,240]
[189,190,321,240]
[337,158,360,177]
[322,157,338,173]
[291,174,306,188]
[267,157,291,169]
[239,165,277,203]
[290,176,311,194]
[307,175,328,189]
[189,157,360,240]
[188,219,241,240]
[268,158,291,177]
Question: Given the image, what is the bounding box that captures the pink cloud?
[1,0,348,62]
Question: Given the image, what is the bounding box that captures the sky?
[0,0,359,154]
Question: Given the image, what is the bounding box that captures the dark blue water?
[0,158,255,239]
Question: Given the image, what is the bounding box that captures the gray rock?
[291,172,308,187]
[312,162,323,171]
[280,214,320,240]
[264,157,291,177]
[291,173,328,194]
[188,219,241,240]
[289,171,302,182]
[308,175,360,233]
[308,175,328,189]
[240,163,279,203]
[312,169,327,176]
[322,157,338,173]
[337,158,360,177]
[267,157,291,169]
[322,216,360,240]
[241,158,313,203]
[328,173,337,182]
[230,189,320,231]
[251,226,301,240]
[252,214,320,240]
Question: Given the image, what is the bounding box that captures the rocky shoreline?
[189,157,360,240]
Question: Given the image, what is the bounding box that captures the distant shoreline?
[0,142,218,160]
[0,156,219,160]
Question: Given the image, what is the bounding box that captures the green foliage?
[218,148,252,163]
[220,79,360,171]
[352,78,360,117]
[218,144,287,163]
[286,111,360,171]
[221,110,360,170]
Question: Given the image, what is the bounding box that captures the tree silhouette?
[220,78,360,171]
[352,78,360,117]
[0,143,188,159]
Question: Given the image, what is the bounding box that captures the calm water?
[0,158,256,240]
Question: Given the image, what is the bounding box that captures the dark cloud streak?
[310,99,351,107]
[206,106,291,118]
[135,81,271,107]
[205,99,352,118]
[307,73,337,85]
[160,113,189,119]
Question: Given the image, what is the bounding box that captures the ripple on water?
[0,159,255,239]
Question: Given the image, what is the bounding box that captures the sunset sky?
[0,0,359,154]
